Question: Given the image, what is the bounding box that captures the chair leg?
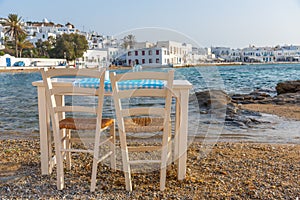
[167,130,172,166]
[110,122,116,171]
[65,129,72,170]
[160,128,170,191]
[160,144,168,191]
[90,159,98,192]
[53,129,65,190]
[123,158,132,191]
[119,131,132,191]
[90,128,101,192]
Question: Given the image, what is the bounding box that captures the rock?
[272,92,300,105]
[276,80,300,95]
[194,90,268,129]
[231,89,272,104]
[195,90,231,109]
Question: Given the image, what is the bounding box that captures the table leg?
[174,96,180,166]
[38,87,51,175]
[177,89,189,180]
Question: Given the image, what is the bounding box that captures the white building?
[211,47,242,62]
[85,32,119,49]
[24,19,79,45]
[79,49,108,68]
[277,45,300,61]
[156,41,192,65]
[104,47,120,63]
[241,46,274,63]
[185,47,208,64]
[126,47,170,67]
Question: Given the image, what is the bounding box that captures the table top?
[73,78,165,92]
[32,78,193,90]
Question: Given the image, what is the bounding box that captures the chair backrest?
[40,68,106,134]
[110,70,174,135]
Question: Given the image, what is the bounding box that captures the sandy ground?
[241,104,300,121]
[0,140,299,199]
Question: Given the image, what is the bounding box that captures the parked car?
[13,61,25,67]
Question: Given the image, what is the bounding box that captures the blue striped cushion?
[73,78,165,92]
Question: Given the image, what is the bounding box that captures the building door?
[6,58,11,67]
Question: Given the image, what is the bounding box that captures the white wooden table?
[32,79,192,180]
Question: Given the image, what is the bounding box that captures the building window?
[142,59,145,64]
[156,50,160,55]
[128,51,132,56]
[149,50,152,55]
[156,58,159,63]
[128,59,132,65]
[135,51,138,56]
[142,51,145,55]
[149,59,152,63]
[164,50,167,55]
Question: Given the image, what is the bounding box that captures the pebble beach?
[0,139,299,199]
[1,106,300,199]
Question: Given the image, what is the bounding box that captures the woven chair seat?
[124,117,165,133]
[59,118,114,130]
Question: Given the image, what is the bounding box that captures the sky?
[1,0,300,48]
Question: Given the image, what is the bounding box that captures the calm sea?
[1,63,300,142]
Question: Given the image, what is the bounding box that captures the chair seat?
[124,117,164,133]
[59,118,114,130]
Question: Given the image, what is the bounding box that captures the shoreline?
[1,61,300,73]
[0,139,299,199]
[241,104,300,121]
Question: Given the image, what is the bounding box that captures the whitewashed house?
[24,19,79,45]
[241,46,274,63]
[156,41,192,65]
[278,45,300,61]
[104,47,120,63]
[125,47,170,67]
[211,47,242,62]
[85,33,119,49]
[184,47,207,64]
[79,49,108,68]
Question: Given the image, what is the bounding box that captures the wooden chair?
[40,68,115,192]
[110,70,174,191]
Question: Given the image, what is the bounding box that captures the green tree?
[35,36,55,58]
[122,34,136,49]
[3,14,26,57]
[50,33,88,61]
[17,33,34,57]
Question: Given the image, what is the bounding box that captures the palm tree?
[122,34,136,49]
[17,34,34,57]
[4,14,26,57]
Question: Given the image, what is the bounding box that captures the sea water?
[0,63,300,143]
